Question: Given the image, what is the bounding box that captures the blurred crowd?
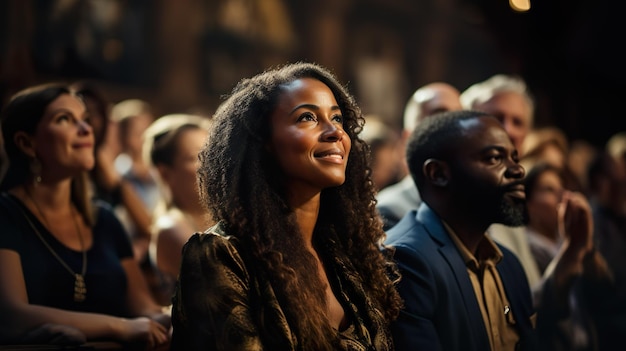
[0,67,624,351]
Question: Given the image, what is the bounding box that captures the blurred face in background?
[416,85,463,125]
[526,168,564,233]
[159,127,208,203]
[472,92,531,153]
[121,113,153,158]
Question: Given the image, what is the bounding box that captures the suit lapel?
[418,204,491,351]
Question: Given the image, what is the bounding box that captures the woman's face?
[160,128,208,202]
[268,78,351,197]
[33,94,95,177]
[124,113,153,156]
[527,170,564,230]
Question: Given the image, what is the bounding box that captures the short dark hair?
[406,109,491,192]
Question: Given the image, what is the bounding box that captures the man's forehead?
[456,117,511,145]
[479,93,530,117]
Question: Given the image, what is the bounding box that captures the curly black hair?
[197,62,402,349]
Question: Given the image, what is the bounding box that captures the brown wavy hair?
[197,62,402,349]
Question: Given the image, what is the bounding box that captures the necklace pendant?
[74,273,86,302]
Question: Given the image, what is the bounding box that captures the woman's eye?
[297,112,317,122]
[56,114,70,123]
[332,114,344,123]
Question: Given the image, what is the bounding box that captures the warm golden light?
[510,0,531,12]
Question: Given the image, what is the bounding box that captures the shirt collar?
[442,221,503,271]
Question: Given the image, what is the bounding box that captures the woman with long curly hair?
[170,62,403,350]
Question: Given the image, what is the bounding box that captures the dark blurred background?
[1,0,623,148]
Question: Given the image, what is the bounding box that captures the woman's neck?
[19,180,72,209]
[170,204,210,229]
[292,198,321,249]
[171,193,203,215]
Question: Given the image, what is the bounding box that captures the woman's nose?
[321,122,344,142]
[77,120,93,135]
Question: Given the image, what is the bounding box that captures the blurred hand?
[149,312,172,331]
[120,316,170,350]
[557,191,594,257]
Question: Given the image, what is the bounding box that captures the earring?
[30,157,42,183]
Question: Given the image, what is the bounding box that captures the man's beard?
[495,196,527,227]
[472,184,527,227]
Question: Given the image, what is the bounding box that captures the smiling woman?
[0,83,170,349]
[170,62,403,351]
[268,77,351,195]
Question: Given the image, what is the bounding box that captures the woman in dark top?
[0,83,170,348]
[171,62,403,350]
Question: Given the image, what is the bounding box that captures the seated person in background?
[567,139,598,192]
[521,127,568,170]
[607,131,626,173]
[0,83,170,349]
[361,114,404,191]
[376,82,462,230]
[142,114,214,306]
[170,62,403,350]
[110,98,160,264]
[385,110,537,351]
[520,126,582,192]
[524,163,569,274]
[73,82,165,304]
[586,149,626,350]
[523,162,613,351]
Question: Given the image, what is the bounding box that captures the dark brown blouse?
[170,223,393,351]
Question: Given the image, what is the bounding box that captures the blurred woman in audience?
[110,98,159,264]
[143,114,213,305]
[0,83,170,348]
[361,114,404,191]
[170,62,402,350]
[73,81,167,304]
[524,162,613,351]
[521,126,582,192]
[524,163,567,274]
[567,139,598,193]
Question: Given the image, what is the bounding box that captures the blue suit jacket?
[385,204,538,351]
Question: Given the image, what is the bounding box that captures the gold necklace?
[22,188,87,302]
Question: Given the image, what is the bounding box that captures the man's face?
[418,87,463,124]
[472,92,531,154]
[448,116,527,226]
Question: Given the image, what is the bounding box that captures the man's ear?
[423,158,449,187]
[14,132,37,158]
